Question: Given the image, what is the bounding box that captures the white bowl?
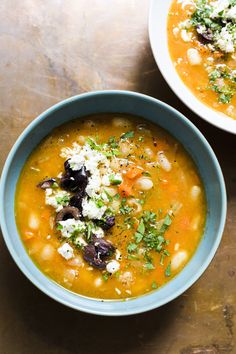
[149,0,236,134]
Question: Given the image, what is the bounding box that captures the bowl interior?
[0,91,226,316]
[149,0,236,134]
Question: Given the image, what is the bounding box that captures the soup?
[168,0,236,119]
[15,115,206,299]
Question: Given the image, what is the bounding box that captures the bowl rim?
[148,0,236,135]
[0,90,227,316]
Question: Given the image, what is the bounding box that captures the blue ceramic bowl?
[0,91,226,316]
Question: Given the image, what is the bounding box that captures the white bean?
[119,271,133,286]
[144,147,154,158]
[174,243,180,251]
[115,288,121,295]
[191,186,201,200]
[40,244,55,261]
[119,141,133,156]
[135,177,153,191]
[191,215,201,230]
[187,48,202,65]
[94,277,102,287]
[68,255,84,267]
[112,117,132,128]
[106,260,120,274]
[29,213,39,230]
[157,151,172,172]
[77,135,86,145]
[128,198,142,214]
[171,250,188,271]
[63,269,77,284]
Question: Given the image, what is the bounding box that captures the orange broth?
[15,114,206,299]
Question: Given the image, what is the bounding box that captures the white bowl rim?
[148,0,236,134]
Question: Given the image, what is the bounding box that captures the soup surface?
[15,114,206,299]
[168,0,236,119]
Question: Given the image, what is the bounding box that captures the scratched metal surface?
[0,1,235,353]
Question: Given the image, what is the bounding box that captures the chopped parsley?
[55,195,70,205]
[102,272,109,282]
[120,131,134,140]
[151,281,158,289]
[144,262,155,270]
[165,262,171,277]
[208,66,236,104]
[142,171,151,177]
[109,174,122,185]
[127,243,138,253]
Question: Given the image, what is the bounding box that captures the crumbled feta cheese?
[216,27,235,53]
[45,188,70,212]
[210,0,230,19]
[61,143,108,174]
[181,29,193,42]
[106,260,120,274]
[86,172,102,197]
[58,243,74,260]
[82,197,107,220]
[58,219,86,238]
[226,5,236,20]
[91,226,104,238]
[101,174,111,186]
[74,236,87,247]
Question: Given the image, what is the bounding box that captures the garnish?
[127,243,138,253]
[120,131,134,140]
[144,262,155,270]
[151,281,158,289]
[55,195,70,205]
[208,66,236,104]
[109,174,122,185]
[165,262,171,277]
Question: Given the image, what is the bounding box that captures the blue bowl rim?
[0,90,227,316]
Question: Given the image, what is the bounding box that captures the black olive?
[37,178,56,189]
[95,216,115,230]
[56,206,80,222]
[60,162,89,193]
[83,244,106,269]
[196,26,213,43]
[83,236,115,269]
[69,192,84,211]
[93,236,115,256]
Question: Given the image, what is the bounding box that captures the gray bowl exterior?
[0,91,226,316]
